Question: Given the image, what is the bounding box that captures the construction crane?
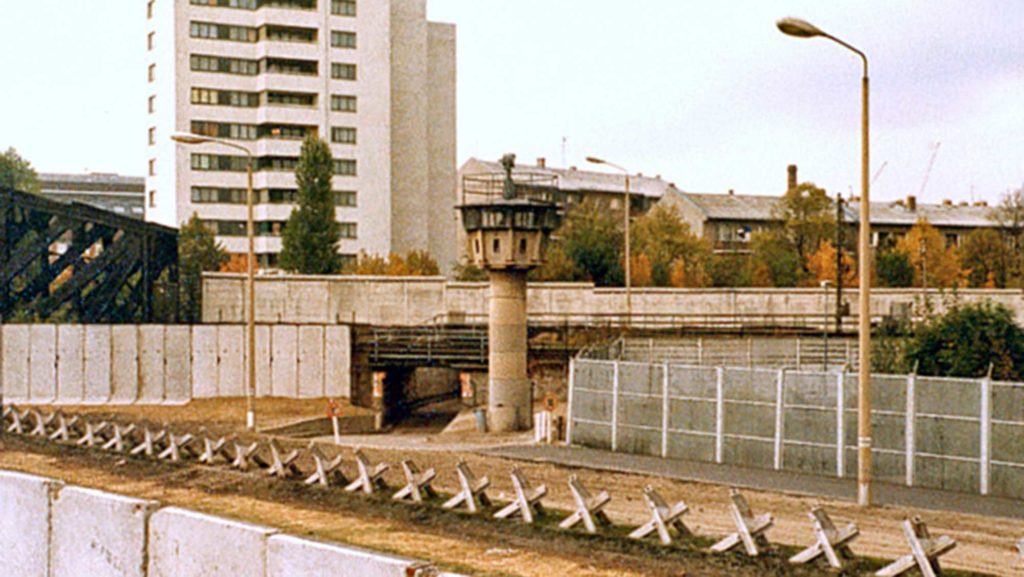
[918,142,942,200]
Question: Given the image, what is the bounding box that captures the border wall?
[568,359,1024,499]
[0,324,351,405]
[0,470,460,577]
[201,273,1024,328]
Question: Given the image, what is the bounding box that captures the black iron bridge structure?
[0,188,178,323]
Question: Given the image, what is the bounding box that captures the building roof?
[845,200,997,228]
[39,172,145,194]
[669,190,781,222]
[461,158,677,198]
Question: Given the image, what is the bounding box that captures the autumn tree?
[344,250,440,276]
[895,218,962,288]
[959,228,1011,288]
[0,147,41,193]
[279,135,343,274]
[774,182,836,278]
[631,204,712,287]
[178,214,229,323]
[990,186,1024,286]
[562,201,624,287]
[750,230,801,287]
[805,240,857,287]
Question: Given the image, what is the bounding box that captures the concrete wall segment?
[148,507,277,577]
[0,471,63,577]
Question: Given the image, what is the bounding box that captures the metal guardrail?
[425,312,881,333]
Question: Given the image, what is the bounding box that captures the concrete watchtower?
[459,154,561,432]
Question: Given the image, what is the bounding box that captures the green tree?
[0,147,41,193]
[750,230,801,287]
[562,201,623,287]
[279,135,342,274]
[631,204,712,287]
[875,246,915,288]
[907,302,1024,380]
[530,240,584,282]
[709,254,754,287]
[453,260,488,282]
[178,214,228,323]
[960,228,1010,288]
[991,186,1024,286]
[774,182,836,278]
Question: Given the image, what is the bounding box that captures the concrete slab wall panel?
[255,325,272,398]
[110,326,139,404]
[325,326,351,398]
[217,325,244,397]
[298,326,324,399]
[56,325,85,404]
[29,325,57,403]
[164,326,192,404]
[138,326,166,404]
[83,326,113,404]
[190,326,218,399]
[50,487,159,577]
[267,534,422,577]
[0,471,63,577]
[148,508,277,577]
[2,325,31,403]
[271,326,298,398]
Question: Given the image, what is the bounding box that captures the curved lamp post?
[777,17,873,506]
[585,156,632,327]
[171,133,257,431]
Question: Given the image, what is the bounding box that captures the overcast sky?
[1,1,1020,204]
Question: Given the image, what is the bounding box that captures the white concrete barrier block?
[255,325,272,398]
[110,326,139,404]
[271,325,298,398]
[51,486,159,577]
[217,326,245,397]
[148,507,278,577]
[29,325,57,403]
[56,325,85,404]
[138,325,166,404]
[268,534,426,577]
[0,470,64,577]
[83,326,113,404]
[191,326,218,399]
[164,326,192,404]
[298,326,325,399]
[2,325,30,403]
[325,326,351,399]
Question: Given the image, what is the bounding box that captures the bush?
[906,302,1024,380]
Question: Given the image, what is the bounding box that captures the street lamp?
[585,156,632,326]
[171,132,257,431]
[777,17,873,506]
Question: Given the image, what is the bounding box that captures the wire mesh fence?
[568,358,1024,499]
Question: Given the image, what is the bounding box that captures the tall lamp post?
[585,156,632,326]
[777,17,873,506]
[171,133,257,431]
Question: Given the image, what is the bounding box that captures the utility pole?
[835,194,845,334]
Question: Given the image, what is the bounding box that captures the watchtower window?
[493,238,501,254]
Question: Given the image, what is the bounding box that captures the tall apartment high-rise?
[145,0,457,271]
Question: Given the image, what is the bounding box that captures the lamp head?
[585,156,606,165]
[777,17,825,38]
[170,133,211,145]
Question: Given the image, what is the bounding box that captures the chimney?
[728,189,735,196]
[942,199,953,207]
[787,164,798,191]
[907,195,917,211]
[536,157,546,168]
[974,200,989,207]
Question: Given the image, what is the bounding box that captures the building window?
[190,21,258,43]
[263,58,318,76]
[331,95,357,112]
[263,25,317,43]
[191,153,249,172]
[263,124,315,140]
[335,191,356,207]
[190,54,259,76]
[148,159,156,176]
[148,127,156,145]
[331,63,357,80]
[148,95,155,113]
[191,120,259,141]
[266,91,317,107]
[331,31,356,49]
[148,64,156,82]
[191,88,260,107]
[331,0,355,16]
[339,222,357,239]
[147,32,155,50]
[147,1,154,19]
[331,127,356,144]
[333,159,357,176]
[149,191,156,208]
[189,0,257,9]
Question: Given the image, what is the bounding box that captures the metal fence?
[567,359,1024,499]
[618,336,861,370]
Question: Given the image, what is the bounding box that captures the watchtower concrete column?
[488,269,529,431]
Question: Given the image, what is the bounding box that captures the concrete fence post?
[836,370,845,478]
[611,361,620,452]
[774,369,786,470]
[715,366,724,464]
[565,358,575,446]
[747,337,753,369]
[905,369,917,487]
[980,371,992,496]
[697,337,704,366]
[796,337,802,371]
[661,362,670,458]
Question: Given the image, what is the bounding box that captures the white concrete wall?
[50,487,159,577]
[0,471,63,577]
[1,325,351,405]
[0,472,462,577]
[204,273,1024,327]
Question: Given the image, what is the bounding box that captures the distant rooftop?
[673,190,781,221]
[462,158,679,198]
[39,172,145,194]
